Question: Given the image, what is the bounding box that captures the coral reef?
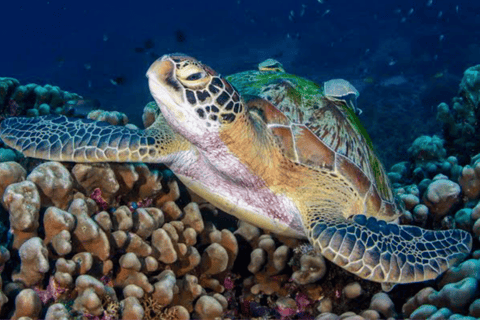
[0,155,465,319]
[436,64,480,164]
[1,64,480,318]
[0,77,82,120]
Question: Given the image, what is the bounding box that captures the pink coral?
[295,291,312,311]
[33,276,66,304]
[90,188,109,211]
[224,276,234,291]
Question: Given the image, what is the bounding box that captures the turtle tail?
[307,213,472,284]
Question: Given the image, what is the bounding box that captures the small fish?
[363,77,375,84]
[144,38,155,49]
[289,10,295,21]
[110,76,126,86]
[317,0,324,3]
[103,34,108,41]
[434,72,444,78]
[456,5,459,13]
[439,34,445,41]
[64,99,100,117]
[408,8,414,15]
[175,30,186,43]
[84,63,91,70]
[437,11,443,18]
[322,9,330,17]
[427,0,433,6]
[55,56,65,66]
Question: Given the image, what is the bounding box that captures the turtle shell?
[227,70,396,218]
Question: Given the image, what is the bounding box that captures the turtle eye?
[177,64,211,88]
[186,72,205,81]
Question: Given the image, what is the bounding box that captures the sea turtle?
[0,54,471,285]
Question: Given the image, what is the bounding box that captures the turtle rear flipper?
[307,213,472,283]
[0,115,191,163]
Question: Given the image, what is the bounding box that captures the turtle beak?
[147,56,182,93]
[146,56,186,121]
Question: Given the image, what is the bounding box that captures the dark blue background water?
[2,0,480,165]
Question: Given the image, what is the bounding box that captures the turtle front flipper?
[306,213,472,284]
[0,115,192,164]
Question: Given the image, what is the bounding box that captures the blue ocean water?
[1,0,479,166]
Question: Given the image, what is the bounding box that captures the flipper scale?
[0,115,191,163]
[308,213,472,283]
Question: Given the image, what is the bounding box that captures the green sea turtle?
[0,54,471,285]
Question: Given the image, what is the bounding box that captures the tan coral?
[175,246,201,277]
[3,181,41,249]
[142,101,159,128]
[72,252,94,274]
[162,201,183,221]
[133,164,164,200]
[272,245,291,273]
[43,207,75,255]
[125,232,153,257]
[50,230,72,256]
[194,295,224,320]
[87,109,129,126]
[291,254,327,285]
[155,180,180,207]
[123,284,145,299]
[172,274,203,312]
[207,229,238,270]
[422,178,461,218]
[133,207,164,239]
[112,205,133,231]
[73,275,106,316]
[54,258,76,288]
[0,276,8,315]
[152,270,178,306]
[202,243,229,276]
[69,199,110,261]
[121,296,145,320]
[110,163,139,195]
[27,161,73,210]
[10,289,42,320]
[369,292,397,319]
[152,228,177,264]
[234,220,261,243]
[12,237,49,287]
[72,163,119,203]
[459,161,480,200]
[0,161,26,208]
[114,252,153,293]
[45,303,69,320]
[181,202,204,233]
[343,282,363,299]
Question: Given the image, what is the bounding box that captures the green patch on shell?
[337,102,389,197]
[227,71,323,98]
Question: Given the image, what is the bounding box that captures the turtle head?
[147,54,245,141]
